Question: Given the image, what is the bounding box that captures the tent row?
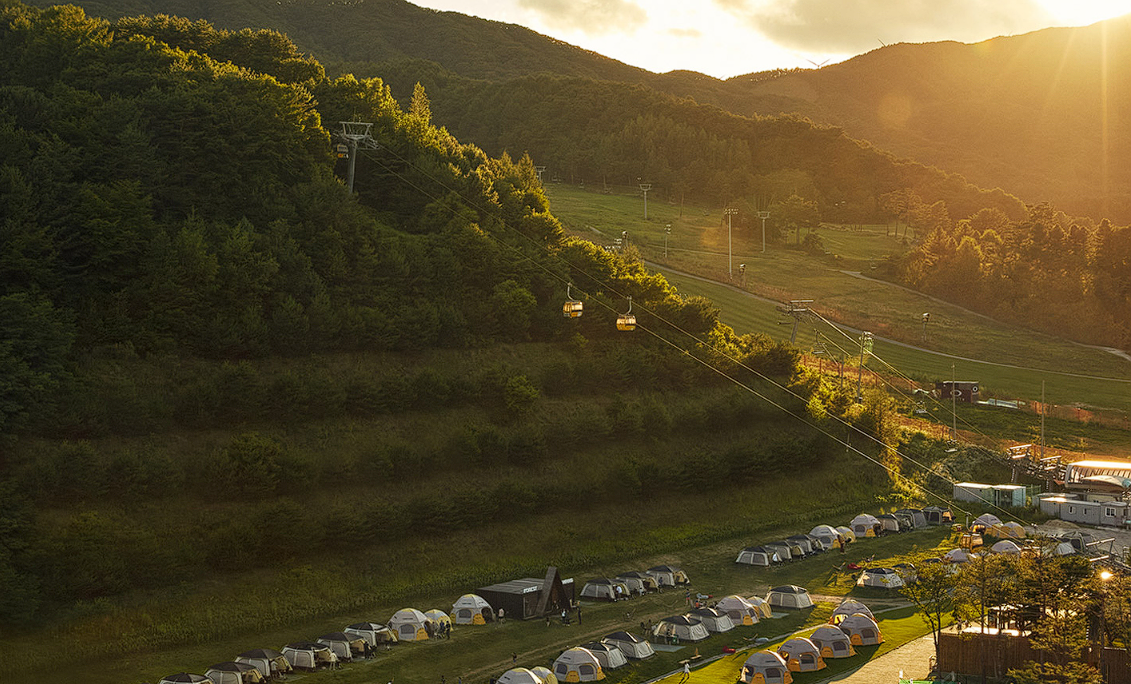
[155,594,503,684]
[547,631,661,682]
[737,605,886,682]
[738,509,950,567]
[580,566,687,601]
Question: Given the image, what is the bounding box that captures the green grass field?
[546,184,1131,416]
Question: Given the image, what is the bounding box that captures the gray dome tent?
[204,662,262,684]
[652,615,710,642]
[235,649,291,679]
[159,676,213,684]
[602,631,655,659]
[736,545,780,566]
[766,585,813,609]
[318,632,364,661]
[282,641,334,671]
[689,607,736,633]
[616,571,658,592]
[344,622,398,646]
[579,642,628,670]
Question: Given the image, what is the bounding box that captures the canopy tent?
[579,642,628,670]
[808,626,856,659]
[739,651,793,684]
[856,567,904,590]
[205,662,263,684]
[645,565,689,588]
[991,540,1023,555]
[689,607,736,633]
[581,578,629,601]
[829,600,873,625]
[389,608,431,641]
[736,546,780,566]
[717,595,762,626]
[835,526,856,542]
[602,631,655,659]
[424,609,452,631]
[235,649,291,680]
[344,622,398,645]
[776,637,826,673]
[615,571,658,593]
[451,594,495,625]
[850,514,881,538]
[766,585,813,610]
[652,615,710,642]
[318,632,364,661]
[552,647,606,682]
[160,675,214,684]
[281,642,334,671]
[530,666,559,684]
[838,614,883,646]
[922,506,954,525]
[497,668,544,684]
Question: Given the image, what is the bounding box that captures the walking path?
[813,634,936,683]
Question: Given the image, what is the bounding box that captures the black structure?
[935,380,980,402]
[478,567,575,620]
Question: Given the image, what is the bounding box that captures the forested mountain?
[2,2,839,642]
[39,0,1131,225]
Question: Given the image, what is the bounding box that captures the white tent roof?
[831,600,873,620]
[744,651,788,669]
[851,513,879,526]
[390,608,428,624]
[974,513,1002,527]
[452,593,491,611]
[778,637,820,658]
[530,666,559,684]
[498,668,544,684]
[945,548,976,563]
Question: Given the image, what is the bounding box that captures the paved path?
[813,634,936,683]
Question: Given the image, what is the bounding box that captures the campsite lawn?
[545,184,1131,414]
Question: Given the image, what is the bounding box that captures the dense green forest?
[1,3,901,652]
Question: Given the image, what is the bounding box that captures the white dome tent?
[839,614,884,646]
[809,625,856,659]
[736,546,780,566]
[652,615,710,642]
[776,637,826,673]
[204,662,262,684]
[856,567,904,590]
[451,593,495,625]
[159,675,214,684]
[689,607,735,632]
[850,513,881,538]
[829,600,873,625]
[497,668,544,684]
[602,631,655,659]
[552,647,605,682]
[579,642,628,670]
[344,622,398,646]
[389,608,431,641]
[717,595,762,625]
[739,651,792,684]
[766,585,813,610]
[235,649,291,680]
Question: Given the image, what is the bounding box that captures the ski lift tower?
[337,122,380,194]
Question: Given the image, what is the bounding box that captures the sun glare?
[1038,0,1131,25]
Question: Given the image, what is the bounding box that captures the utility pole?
[951,363,958,442]
[724,208,738,276]
[535,165,546,184]
[639,182,652,219]
[1040,380,1046,462]
[337,122,380,194]
[780,300,814,344]
[856,332,873,401]
[757,211,770,253]
[664,224,671,258]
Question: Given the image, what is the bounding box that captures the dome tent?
[552,647,605,682]
[581,578,629,601]
[739,651,793,684]
[235,649,291,679]
[895,508,927,528]
[425,609,452,631]
[850,514,881,538]
[839,613,883,646]
[766,585,813,610]
[612,573,647,595]
[736,546,780,566]
[829,600,873,625]
[498,668,545,684]
[835,526,856,542]
[689,607,735,632]
[616,571,658,593]
[602,631,655,659]
[809,625,856,659]
[205,662,262,684]
[579,642,628,670]
[776,637,826,672]
[717,595,762,625]
[645,565,689,587]
[652,615,710,642]
[763,541,793,562]
[344,622,398,645]
[530,666,559,684]
[809,525,842,547]
[746,595,773,619]
[972,513,1002,531]
[991,540,1023,555]
[159,675,213,684]
[451,594,495,625]
[945,548,977,564]
[389,608,431,641]
[318,632,364,661]
[856,567,904,590]
[922,506,954,525]
[282,641,334,671]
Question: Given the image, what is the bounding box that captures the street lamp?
[739,263,746,287]
[665,224,671,258]
[724,208,738,276]
[757,211,770,253]
[921,312,930,342]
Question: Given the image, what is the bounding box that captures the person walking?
[679,661,691,683]
[512,652,518,666]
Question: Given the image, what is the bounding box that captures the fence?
[937,630,1129,684]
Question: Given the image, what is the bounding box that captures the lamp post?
[665,224,671,258]
[739,263,746,287]
[1098,569,1113,680]
[724,208,738,276]
[757,211,770,253]
[921,312,930,343]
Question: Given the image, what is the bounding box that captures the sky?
[411,0,1131,79]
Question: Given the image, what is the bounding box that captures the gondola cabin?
[563,300,584,318]
[336,143,349,159]
[616,313,636,331]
